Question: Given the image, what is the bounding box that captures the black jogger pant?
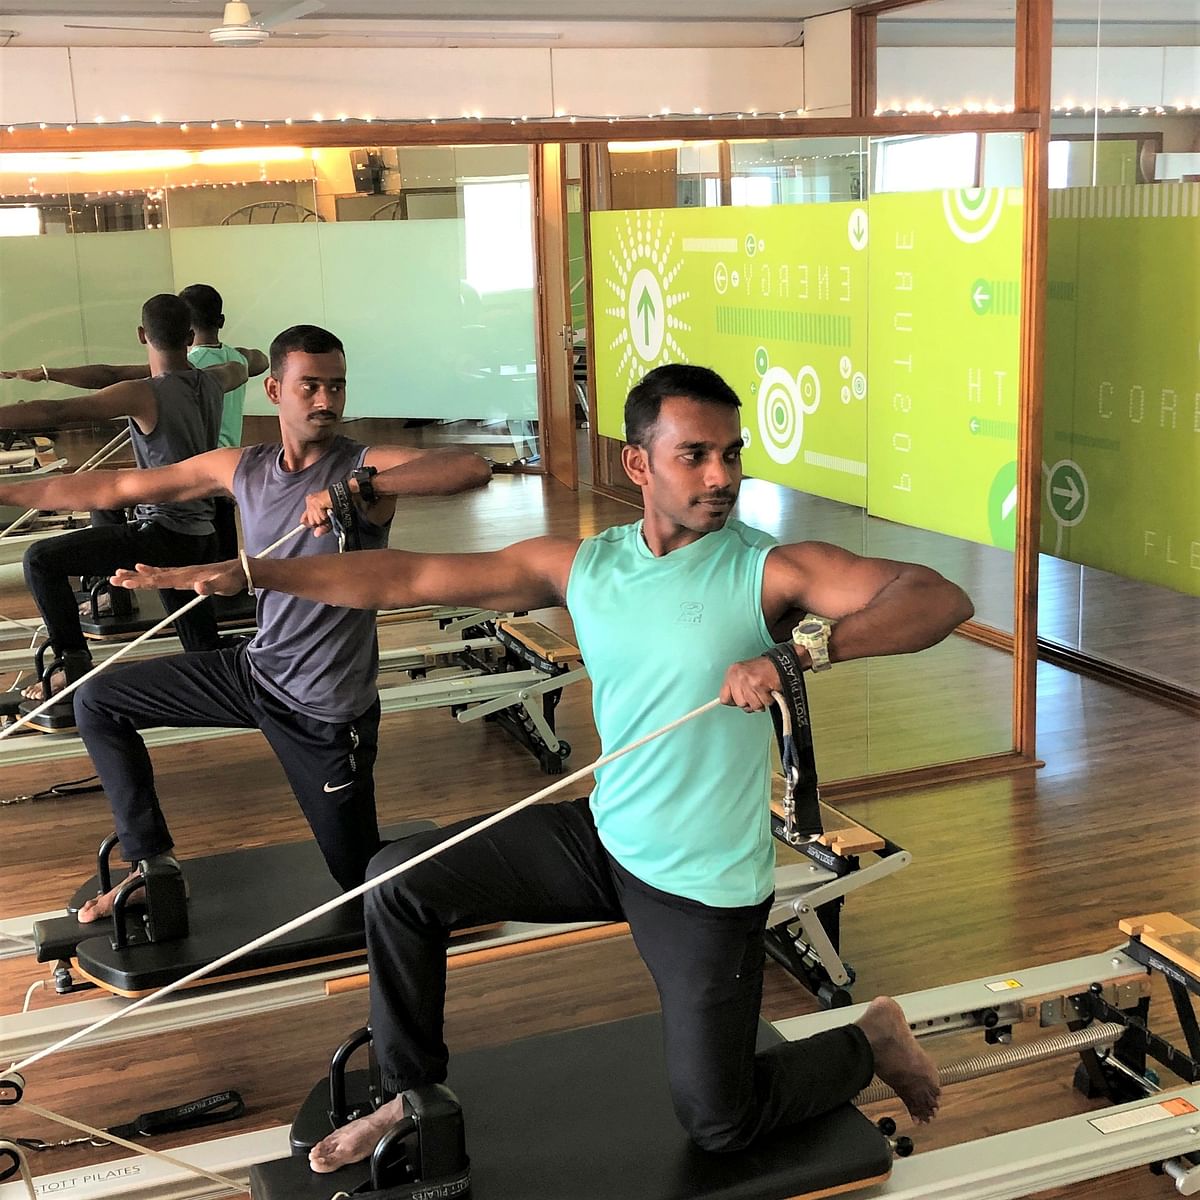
[74,647,382,890]
[363,797,874,1153]
[23,519,221,656]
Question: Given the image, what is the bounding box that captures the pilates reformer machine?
[0,788,907,1065]
[2,914,1198,1200]
[0,664,909,1071]
[0,611,586,773]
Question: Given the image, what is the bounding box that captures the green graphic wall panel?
[1044,184,1200,597]
[866,188,1024,549]
[591,205,870,507]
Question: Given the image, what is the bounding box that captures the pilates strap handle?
[327,478,362,553]
[105,1090,246,1141]
[14,1091,245,1152]
[763,643,822,844]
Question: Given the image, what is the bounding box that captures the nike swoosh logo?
[323,781,354,794]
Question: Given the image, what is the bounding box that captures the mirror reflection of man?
[2,323,492,908]
[0,293,247,728]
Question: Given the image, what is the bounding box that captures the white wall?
[878,44,1199,111]
[0,46,803,127]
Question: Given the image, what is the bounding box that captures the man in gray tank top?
[0,294,248,732]
[0,324,491,915]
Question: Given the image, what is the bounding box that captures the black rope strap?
[763,643,822,844]
[15,1090,244,1152]
[327,478,361,553]
[3,775,102,807]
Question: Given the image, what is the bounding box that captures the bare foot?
[309,1096,407,1174]
[21,665,65,703]
[78,875,142,924]
[856,996,941,1123]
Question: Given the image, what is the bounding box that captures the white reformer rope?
[0,523,305,742]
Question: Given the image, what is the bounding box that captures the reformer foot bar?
[0,798,903,1061]
[0,617,583,772]
[7,917,1196,1200]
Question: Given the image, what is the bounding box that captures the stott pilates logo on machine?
[676,602,704,625]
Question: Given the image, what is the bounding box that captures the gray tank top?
[233,437,390,723]
[131,369,223,535]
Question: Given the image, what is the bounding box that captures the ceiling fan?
[62,2,565,47]
[64,1,331,47]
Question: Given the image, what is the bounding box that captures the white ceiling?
[0,0,1194,48]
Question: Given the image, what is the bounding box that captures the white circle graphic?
[627,268,666,362]
[942,188,1006,244]
[851,371,867,400]
[839,355,852,380]
[757,365,821,465]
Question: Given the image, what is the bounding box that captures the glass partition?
[0,143,542,466]
[590,126,1024,781]
[1041,3,1200,693]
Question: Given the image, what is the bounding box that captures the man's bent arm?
[764,541,974,664]
[0,448,239,512]
[235,348,269,377]
[366,448,493,498]
[209,360,249,394]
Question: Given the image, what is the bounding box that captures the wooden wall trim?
[1011,0,1053,763]
[851,10,879,119]
[0,112,1040,155]
[822,749,1040,805]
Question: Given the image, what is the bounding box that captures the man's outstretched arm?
[0,378,158,434]
[112,536,580,615]
[0,448,239,514]
[1,363,151,389]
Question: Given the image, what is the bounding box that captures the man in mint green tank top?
[178,283,269,558]
[126,364,975,1171]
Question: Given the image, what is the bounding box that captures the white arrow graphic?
[1052,475,1082,511]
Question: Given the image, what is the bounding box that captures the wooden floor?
[0,461,1198,1200]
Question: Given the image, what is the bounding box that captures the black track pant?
[23,519,220,655]
[74,647,382,890]
[364,797,874,1153]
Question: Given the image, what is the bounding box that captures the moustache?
[693,491,734,505]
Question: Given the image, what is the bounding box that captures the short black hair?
[178,283,223,330]
[269,325,346,379]
[140,293,193,352]
[624,364,741,448]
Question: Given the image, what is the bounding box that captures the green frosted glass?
[0,235,87,405]
[168,224,325,417]
[75,229,174,363]
[314,221,537,422]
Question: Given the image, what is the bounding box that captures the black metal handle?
[109,873,147,951]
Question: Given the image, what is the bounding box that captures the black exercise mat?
[34,821,435,990]
[251,1014,891,1200]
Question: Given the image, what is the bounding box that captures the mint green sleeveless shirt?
[188,343,249,449]
[566,518,778,907]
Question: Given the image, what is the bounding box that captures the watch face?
[796,621,824,637]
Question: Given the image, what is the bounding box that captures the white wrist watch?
[791,616,833,672]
